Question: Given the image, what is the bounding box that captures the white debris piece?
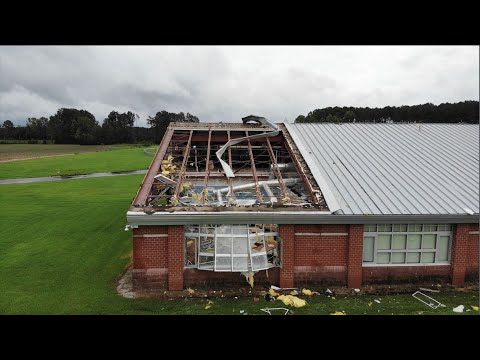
[453,305,464,313]
[374,299,381,304]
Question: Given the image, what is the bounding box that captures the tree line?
[295,101,479,124]
[0,109,199,144]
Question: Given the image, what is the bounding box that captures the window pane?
[215,256,231,271]
[407,234,421,249]
[393,224,408,232]
[406,252,420,263]
[392,253,406,264]
[365,224,376,232]
[421,252,435,263]
[185,237,197,266]
[216,237,231,254]
[378,224,392,232]
[392,235,407,249]
[377,253,391,264]
[408,224,422,232]
[363,236,374,262]
[422,234,436,249]
[438,236,450,261]
[232,257,249,271]
[378,235,392,249]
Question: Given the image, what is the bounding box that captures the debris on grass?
[453,305,464,313]
[205,305,211,310]
[290,290,299,296]
[354,289,360,293]
[277,294,307,308]
[472,305,479,311]
[330,311,346,315]
[374,299,381,304]
[269,288,280,297]
[419,287,440,293]
[368,302,373,307]
[412,291,445,309]
[302,288,319,296]
[253,297,260,302]
[265,294,276,302]
[186,288,195,295]
[207,300,214,305]
[260,308,290,315]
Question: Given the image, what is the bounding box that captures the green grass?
[0,175,478,314]
[0,143,142,161]
[0,146,155,179]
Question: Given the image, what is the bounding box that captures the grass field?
[0,145,155,179]
[0,174,478,314]
[0,143,141,162]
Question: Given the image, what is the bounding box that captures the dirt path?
[0,153,76,163]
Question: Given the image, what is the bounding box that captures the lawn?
[0,143,138,162]
[0,175,478,314]
[0,145,155,179]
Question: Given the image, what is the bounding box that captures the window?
[184,224,281,271]
[363,224,452,265]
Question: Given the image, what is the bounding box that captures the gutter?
[126,210,479,226]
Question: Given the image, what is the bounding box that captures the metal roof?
[286,123,479,216]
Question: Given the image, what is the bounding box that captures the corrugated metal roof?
[286,123,479,215]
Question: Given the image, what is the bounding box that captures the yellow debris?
[186,288,195,294]
[269,288,280,297]
[247,274,255,288]
[302,288,319,296]
[277,294,307,308]
[472,305,479,311]
[330,311,346,315]
[207,300,214,305]
[368,302,373,306]
[290,290,299,296]
[205,305,211,310]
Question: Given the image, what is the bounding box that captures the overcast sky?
[0,46,478,126]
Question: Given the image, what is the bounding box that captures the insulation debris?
[330,311,346,315]
[277,295,307,308]
[186,288,195,295]
[302,288,319,296]
[242,271,256,288]
[453,305,464,313]
[269,288,280,297]
[472,306,479,312]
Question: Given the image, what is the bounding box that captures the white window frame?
[184,224,281,271]
[363,224,453,267]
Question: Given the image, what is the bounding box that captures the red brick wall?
[466,223,479,280]
[279,224,295,288]
[167,225,184,290]
[184,268,279,288]
[132,227,168,269]
[363,266,451,284]
[347,224,363,288]
[451,224,470,285]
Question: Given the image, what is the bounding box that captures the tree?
[2,120,14,139]
[102,111,138,144]
[342,110,356,122]
[26,117,49,140]
[324,114,342,123]
[48,108,98,144]
[147,110,200,143]
[294,115,306,123]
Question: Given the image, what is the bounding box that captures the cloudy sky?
[0,46,478,126]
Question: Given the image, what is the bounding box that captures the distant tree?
[325,114,342,123]
[342,110,356,122]
[48,108,98,144]
[3,120,14,129]
[102,111,138,144]
[26,117,49,140]
[294,115,306,123]
[2,120,14,139]
[147,110,199,143]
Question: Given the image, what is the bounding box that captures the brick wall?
[363,266,452,284]
[292,224,349,286]
[466,223,479,281]
[451,224,470,285]
[279,224,295,288]
[167,225,184,290]
[133,226,168,269]
[184,268,279,288]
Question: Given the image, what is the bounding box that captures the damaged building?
[127,117,479,290]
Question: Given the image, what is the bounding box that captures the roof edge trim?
[284,122,342,214]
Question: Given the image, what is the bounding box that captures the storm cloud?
[0,46,478,126]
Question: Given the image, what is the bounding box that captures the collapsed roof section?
[130,116,329,213]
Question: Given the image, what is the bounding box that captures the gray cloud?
[0,46,478,126]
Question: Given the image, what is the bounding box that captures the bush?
[27,139,38,144]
